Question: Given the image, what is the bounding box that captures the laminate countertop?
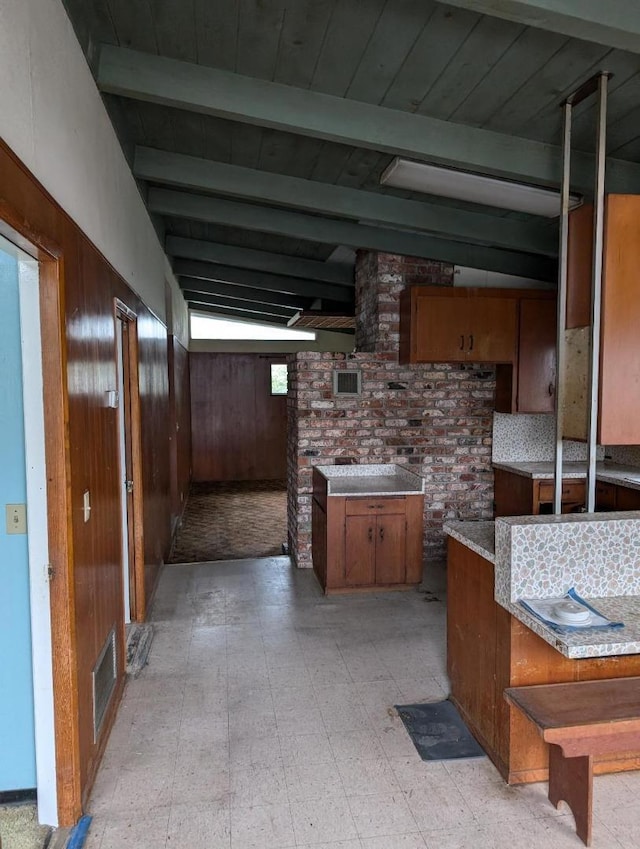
[313,464,426,496]
[492,461,640,490]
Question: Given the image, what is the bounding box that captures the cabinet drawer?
[538,480,585,503]
[345,497,406,516]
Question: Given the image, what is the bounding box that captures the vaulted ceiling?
[62,0,640,326]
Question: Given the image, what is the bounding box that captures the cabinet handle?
[548,382,555,396]
[468,334,474,352]
[379,526,385,541]
[459,334,465,351]
[368,527,373,542]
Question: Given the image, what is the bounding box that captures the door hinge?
[47,564,55,581]
[125,479,134,494]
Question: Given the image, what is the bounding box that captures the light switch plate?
[6,503,27,534]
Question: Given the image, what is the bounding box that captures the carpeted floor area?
[0,804,50,849]
[168,479,287,564]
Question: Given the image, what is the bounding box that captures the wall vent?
[93,627,117,741]
[333,370,362,396]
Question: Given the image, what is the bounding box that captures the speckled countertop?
[445,520,496,563]
[444,519,640,659]
[492,460,640,490]
[314,464,426,496]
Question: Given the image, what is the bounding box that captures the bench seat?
[505,677,640,846]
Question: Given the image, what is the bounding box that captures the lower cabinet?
[312,494,424,593]
[596,481,640,511]
[494,468,585,516]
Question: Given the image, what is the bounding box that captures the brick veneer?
[287,252,496,569]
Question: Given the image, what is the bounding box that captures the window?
[190,313,316,341]
[270,363,288,395]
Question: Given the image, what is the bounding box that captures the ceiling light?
[380,158,582,218]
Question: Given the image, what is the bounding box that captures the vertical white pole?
[554,101,572,515]
[586,74,609,512]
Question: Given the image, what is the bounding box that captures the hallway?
[85,560,636,849]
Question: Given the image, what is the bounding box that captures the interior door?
[116,318,136,622]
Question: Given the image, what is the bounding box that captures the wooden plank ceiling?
[62,0,640,325]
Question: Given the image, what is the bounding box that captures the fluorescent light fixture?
[380,158,582,218]
[190,312,316,341]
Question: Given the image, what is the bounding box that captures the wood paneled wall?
[0,140,178,823]
[169,337,191,524]
[190,353,287,481]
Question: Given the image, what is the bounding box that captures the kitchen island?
[445,516,640,784]
[312,464,425,594]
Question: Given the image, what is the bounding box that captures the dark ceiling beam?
[442,0,640,53]
[153,189,557,281]
[184,291,295,318]
[166,235,353,286]
[177,277,317,310]
[98,46,640,194]
[174,258,353,303]
[136,147,555,256]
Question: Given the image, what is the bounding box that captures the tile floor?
[86,557,637,849]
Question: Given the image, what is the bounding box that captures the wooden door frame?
[114,300,146,622]
[0,210,82,825]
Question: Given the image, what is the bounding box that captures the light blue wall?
[0,248,36,791]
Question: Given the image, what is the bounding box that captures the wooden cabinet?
[401,287,558,414]
[495,295,557,414]
[344,501,406,587]
[595,481,616,511]
[447,537,640,784]
[564,195,640,444]
[494,468,585,517]
[311,476,424,594]
[400,286,517,364]
[595,480,640,512]
[494,468,640,516]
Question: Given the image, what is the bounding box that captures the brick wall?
[287,252,496,569]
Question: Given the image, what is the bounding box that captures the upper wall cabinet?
[563,195,640,445]
[399,287,518,364]
[495,294,557,414]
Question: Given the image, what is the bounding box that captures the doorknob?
[368,527,373,542]
[379,526,384,541]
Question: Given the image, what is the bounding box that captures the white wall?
[0,0,184,322]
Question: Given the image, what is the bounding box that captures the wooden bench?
[505,678,640,846]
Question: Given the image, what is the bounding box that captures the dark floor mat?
[395,699,486,761]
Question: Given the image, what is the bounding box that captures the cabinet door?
[517,299,557,413]
[595,482,616,511]
[344,515,375,586]
[414,296,469,362]
[375,513,407,585]
[615,485,640,512]
[468,297,517,362]
[413,295,517,362]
